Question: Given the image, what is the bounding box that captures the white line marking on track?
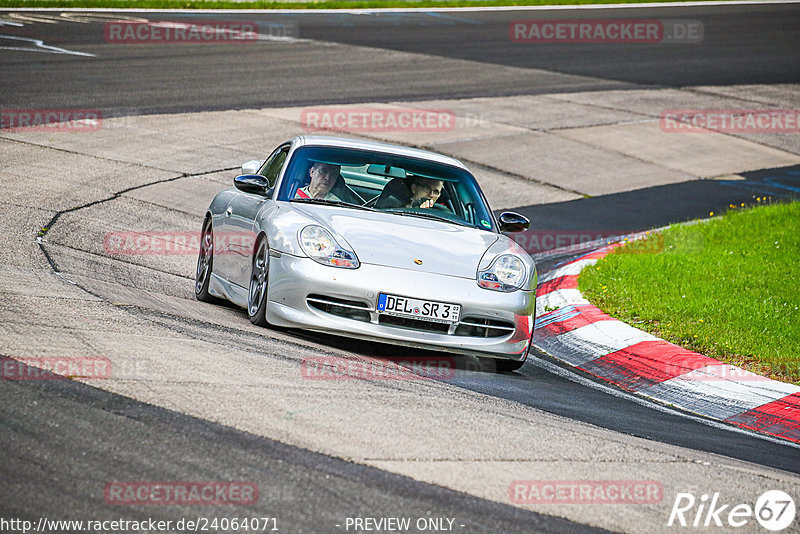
[0,35,96,56]
[4,12,62,24]
[3,1,798,14]
[139,20,306,43]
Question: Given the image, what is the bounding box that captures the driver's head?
[308,162,340,195]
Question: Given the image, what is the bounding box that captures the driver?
[295,162,362,204]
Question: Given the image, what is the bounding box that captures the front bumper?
[266,253,535,360]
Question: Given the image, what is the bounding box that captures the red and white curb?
[532,243,800,445]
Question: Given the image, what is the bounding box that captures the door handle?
[225,206,233,218]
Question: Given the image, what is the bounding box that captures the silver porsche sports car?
[195,135,536,371]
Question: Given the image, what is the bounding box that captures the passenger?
[408,176,444,209]
[295,162,362,204]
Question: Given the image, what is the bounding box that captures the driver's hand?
[420,199,435,209]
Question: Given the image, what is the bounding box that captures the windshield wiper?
[292,198,375,211]
[384,209,473,228]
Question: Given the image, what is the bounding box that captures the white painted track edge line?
[4,1,800,14]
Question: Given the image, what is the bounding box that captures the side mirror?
[498,212,530,233]
[241,160,262,175]
[234,174,271,196]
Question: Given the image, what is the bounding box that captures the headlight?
[477,254,526,292]
[299,225,359,269]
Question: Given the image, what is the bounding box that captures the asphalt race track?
[2,3,799,113]
[2,3,800,533]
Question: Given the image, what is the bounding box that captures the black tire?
[485,335,532,373]
[493,358,526,373]
[195,217,220,303]
[492,322,536,373]
[247,236,270,326]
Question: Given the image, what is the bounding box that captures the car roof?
[293,135,468,171]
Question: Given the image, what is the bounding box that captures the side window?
[258,145,289,187]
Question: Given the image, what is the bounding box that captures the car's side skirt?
[209,272,248,308]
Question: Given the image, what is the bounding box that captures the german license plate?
[377,293,461,324]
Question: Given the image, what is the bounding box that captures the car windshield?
[276,146,496,231]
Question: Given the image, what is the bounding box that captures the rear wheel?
[195,217,219,303]
[248,237,270,326]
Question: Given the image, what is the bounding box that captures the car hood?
[293,205,499,278]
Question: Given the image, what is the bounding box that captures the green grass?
[579,200,800,385]
[0,0,740,9]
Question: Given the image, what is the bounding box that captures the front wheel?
[248,237,270,326]
[492,330,534,372]
[493,358,526,373]
[195,217,219,303]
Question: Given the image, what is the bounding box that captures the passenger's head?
[409,176,443,206]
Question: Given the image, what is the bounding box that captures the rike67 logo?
[668,490,796,531]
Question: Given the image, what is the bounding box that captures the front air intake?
[454,317,515,338]
[306,294,371,322]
